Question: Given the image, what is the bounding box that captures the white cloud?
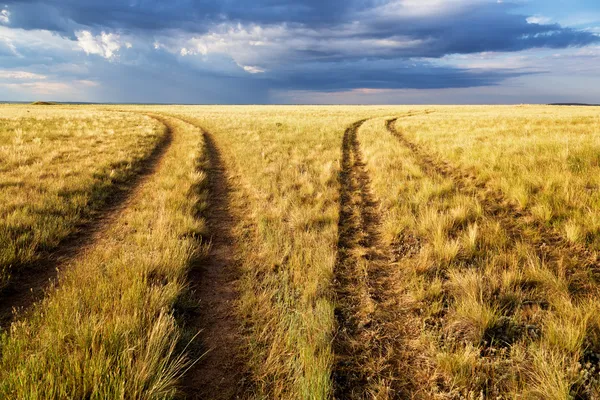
[434,52,536,71]
[527,15,552,25]
[0,25,80,56]
[242,65,265,74]
[75,30,122,59]
[363,0,485,20]
[0,9,9,24]
[0,37,18,55]
[396,0,476,16]
[76,79,99,87]
[434,47,600,76]
[0,79,100,99]
[0,70,47,80]
[0,81,71,95]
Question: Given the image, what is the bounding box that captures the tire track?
[386,114,600,396]
[334,119,425,399]
[165,115,248,400]
[0,114,173,330]
[386,116,600,295]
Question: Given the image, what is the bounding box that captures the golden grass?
[0,114,207,398]
[359,106,600,398]
[0,106,165,289]
[3,104,600,399]
[148,105,404,398]
[398,106,600,249]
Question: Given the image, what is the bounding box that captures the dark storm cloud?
[360,2,599,57]
[267,59,530,91]
[4,0,598,56]
[3,0,367,33]
[83,52,271,104]
[1,0,598,102]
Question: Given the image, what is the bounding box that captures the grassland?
[0,114,207,398]
[1,104,599,399]
[365,107,600,398]
[0,106,166,293]
[158,106,399,399]
[397,107,600,250]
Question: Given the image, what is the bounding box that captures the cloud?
[266,58,528,92]
[0,25,81,68]
[4,1,598,58]
[0,37,18,56]
[142,1,598,74]
[0,70,47,80]
[242,65,266,74]
[0,0,599,102]
[0,9,9,24]
[75,30,121,59]
[527,15,552,25]
[76,79,98,87]
[0,81,71,95]
[359,2,599,57]
[1,0,366,32]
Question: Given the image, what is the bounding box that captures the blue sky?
[0,0,598,104]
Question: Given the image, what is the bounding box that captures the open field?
[0,112,207,398]
[0,104,599,399]
[0,106,167,323]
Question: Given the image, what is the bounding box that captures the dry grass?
[398,106,600,250]
[0,114,208,398]
[359,106,600,398]
[146,105,403,399]
[0,105,165,289]
[3,104,600,399]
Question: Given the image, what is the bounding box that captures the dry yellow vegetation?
[362,106,600,398]
[1,104,599,399]
[0,114,207,398]
[0,105,165,290]
[398,106,600,249]
[158,106,397,399]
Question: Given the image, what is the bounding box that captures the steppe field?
[1,103,600,399]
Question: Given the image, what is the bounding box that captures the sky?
[0,0,598,104]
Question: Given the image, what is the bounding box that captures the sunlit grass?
[360,107,600,398]
[0,114,207,398]
[0,105,165,289]
[398,105,600,249]
[148,105,405,399]
[3,104,600,398]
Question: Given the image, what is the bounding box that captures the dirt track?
[0,114,173,329]
[169,116,248,400]
[386,116,600,297]
[334,119,424,399]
